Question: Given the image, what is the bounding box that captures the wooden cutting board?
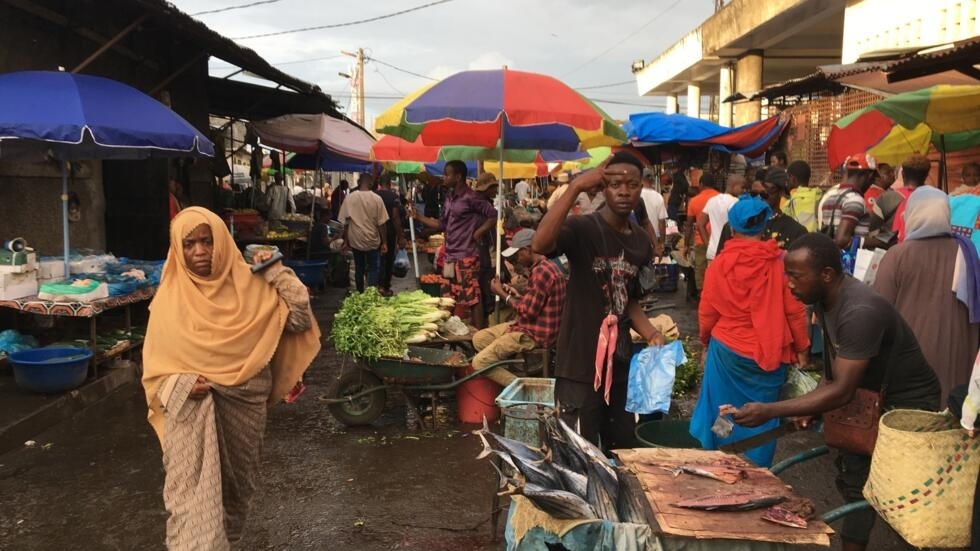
[615,448,833,546]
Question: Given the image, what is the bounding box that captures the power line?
[365,56,437,81]
[191,0,284,16]
[561,0,685,79]
[373,67,405,96]
[233,0,458,40]
[574,80,636,90]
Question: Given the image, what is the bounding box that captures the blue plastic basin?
[9,346,92,393]
[284,260,327,288]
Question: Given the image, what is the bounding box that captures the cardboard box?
[0,251,38,274]
[0,270,39,300]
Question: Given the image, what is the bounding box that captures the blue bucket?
[284,260,327,288]
[9,346,92,393]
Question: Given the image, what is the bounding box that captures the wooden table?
[0,286,156,377]
[615,447,833,547]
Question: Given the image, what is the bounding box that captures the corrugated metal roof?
[132,0,327,97]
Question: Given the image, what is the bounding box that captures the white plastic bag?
[626,340,686,415]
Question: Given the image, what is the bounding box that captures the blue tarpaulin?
[624,113,787,158]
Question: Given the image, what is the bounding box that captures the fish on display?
[672,492,787,511]
[474,418,563,490]
[557,418,617,483]
[541,416,587,474]
[761,497,815,528]
[761,505,809,529]
[585,460,620,522]
[615,467,647,524]
[656,463,746,485]
[522,483,598,520]
[551,461,588,499]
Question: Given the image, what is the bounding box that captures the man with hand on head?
[533,152,666,452]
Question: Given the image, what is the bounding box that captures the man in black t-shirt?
[733,233,940,551]
[533,152,666,451]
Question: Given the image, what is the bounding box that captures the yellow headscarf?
[142,207,321,441]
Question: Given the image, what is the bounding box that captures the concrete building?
[634,0,980,126]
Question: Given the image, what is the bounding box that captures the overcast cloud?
[169,0,713,125]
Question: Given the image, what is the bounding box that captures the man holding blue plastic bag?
[533,152,666,452]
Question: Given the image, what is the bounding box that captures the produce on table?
[281,213,312,221]
[331,288,455,359]
[419,274,448,285]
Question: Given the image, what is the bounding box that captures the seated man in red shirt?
[471,229,567,387]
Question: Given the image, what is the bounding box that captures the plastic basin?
[284,260,327,287]
[9,346,92,393]
[635,419,703,449]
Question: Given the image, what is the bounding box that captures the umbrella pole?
[409,183,420,279]
[940,135,948,192]
[494,131,504,325]
[61,160,70,278]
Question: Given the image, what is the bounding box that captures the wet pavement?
[0,274,914,550]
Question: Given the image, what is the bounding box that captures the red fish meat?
[672,492,786,511]
[761,505,809,529]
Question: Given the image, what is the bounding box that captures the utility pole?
[341,48,365,126]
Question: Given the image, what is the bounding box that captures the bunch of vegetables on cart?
[331,288,455,360]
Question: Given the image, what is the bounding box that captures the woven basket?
[863,409,980,548]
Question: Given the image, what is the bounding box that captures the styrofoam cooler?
[495,378,555,447]
[0,270,39,300]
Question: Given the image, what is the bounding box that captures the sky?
[169,0,715,127]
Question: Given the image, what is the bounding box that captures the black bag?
[612,316,635,365]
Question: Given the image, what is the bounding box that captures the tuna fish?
[522,483,598,520]
[672,492,787,511]
[585,460,620,522]
[638,461,746,484]
[551,461,588,499]
[615,467,647,524]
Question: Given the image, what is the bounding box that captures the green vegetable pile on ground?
[331,288,455,360]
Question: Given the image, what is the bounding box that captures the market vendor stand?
[615,447,833,548]
[0,286,156,378]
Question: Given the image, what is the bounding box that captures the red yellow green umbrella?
[828,85,980,169]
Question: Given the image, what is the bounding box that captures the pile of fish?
[473,415,646,523]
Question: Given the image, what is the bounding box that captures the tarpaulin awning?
[250,113,375,159]
[625,113,787,158]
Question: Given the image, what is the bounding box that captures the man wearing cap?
[533,152,667,451]
[471,229,567,387]
[820,154,877,251]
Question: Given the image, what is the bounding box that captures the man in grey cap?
[470,229,567,387]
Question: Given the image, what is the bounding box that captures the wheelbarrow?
[321,345,523,428]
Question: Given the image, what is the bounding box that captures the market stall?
[0,71,213,390]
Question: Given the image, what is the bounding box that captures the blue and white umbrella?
[0,71,214,274]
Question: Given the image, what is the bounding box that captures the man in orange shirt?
[684,173,720,301]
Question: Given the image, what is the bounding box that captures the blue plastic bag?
[393,249,410,278]
[626,340,686,415]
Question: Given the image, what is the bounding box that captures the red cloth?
[864,184,885,213]
[698,238,809,371]
[894,187,914,243]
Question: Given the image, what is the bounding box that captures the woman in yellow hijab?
[142,207,320,549]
